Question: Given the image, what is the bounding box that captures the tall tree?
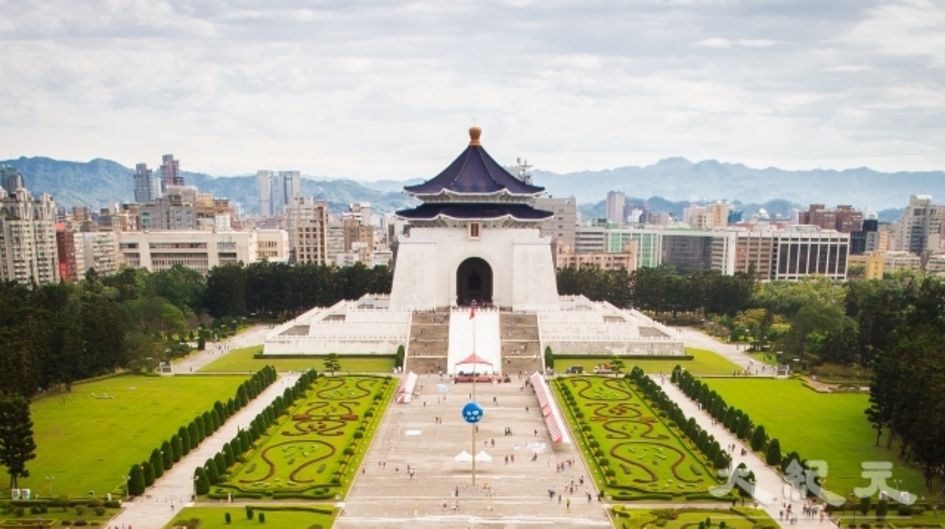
[0,393,37,489]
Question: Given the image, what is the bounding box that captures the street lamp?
[124,475,130,500]
[44,475,54,496]
[193,474,199,501]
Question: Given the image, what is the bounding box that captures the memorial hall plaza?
[333,373,613,528]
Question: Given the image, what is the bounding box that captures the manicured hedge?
[126,366,278,497]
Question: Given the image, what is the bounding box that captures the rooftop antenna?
[515,157,533,185]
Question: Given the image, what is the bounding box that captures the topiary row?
[671,366,817,496]
[127,365,278,497]
[630,367,732,469]
[196,369,319,494]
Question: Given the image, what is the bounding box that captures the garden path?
[171,325,271,374]
[676,328,777,377]
[107,372,300,529]
[654,375,841,529]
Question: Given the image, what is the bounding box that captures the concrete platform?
[334,374,614,528]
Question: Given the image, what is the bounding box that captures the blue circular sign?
[461,401,484,424]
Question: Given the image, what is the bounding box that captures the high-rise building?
[134,163,161,202]
[341,203,375,265]
[535,196,577,256]
[0,166,25,194]
[55,223,79,282]
[606,191,625,224]
[285,196,329,265]
[256,170,302,217]
[76,231,121,276]
[256,170,273,217]
[898,195,941,255]
[159,154,184,192]
[0,185,59,285]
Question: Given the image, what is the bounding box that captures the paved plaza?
[334,374,613,528]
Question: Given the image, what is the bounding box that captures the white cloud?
[695,37,777,48]
[0,0,943,178]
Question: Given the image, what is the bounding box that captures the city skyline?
[1,1,943,180]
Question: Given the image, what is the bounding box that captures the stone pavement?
[333,374,613,529]
[107,373,300,529]
[654,375,840,529]
[677,327,777,377]
[172,324,272,374]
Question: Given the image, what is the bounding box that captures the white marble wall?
[390,225,560,310]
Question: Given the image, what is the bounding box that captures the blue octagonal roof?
[404,127,545,197]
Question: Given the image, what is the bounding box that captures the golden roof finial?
[469,126,482,146]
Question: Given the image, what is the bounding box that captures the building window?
[468,222,480,239]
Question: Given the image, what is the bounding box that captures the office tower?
[134,163,161,202]
[160,154,183,192]
[256,170,273,217]
[256,170,302,217]
[606,191,625,224]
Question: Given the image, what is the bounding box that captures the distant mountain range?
[0,156,417,214]
[1,155,938,222]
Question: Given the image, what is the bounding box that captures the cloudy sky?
[1,0,944,179]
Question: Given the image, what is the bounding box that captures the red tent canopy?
[455,353,493,366]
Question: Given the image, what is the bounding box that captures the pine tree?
[766,439,781,466]
[128,464,145,496]
[0,393,37,489]
[750,425,767,451]
[193,466,209,495]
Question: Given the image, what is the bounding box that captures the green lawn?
[200,345,396,374]
[707,379,933,499]
[556,348,740,377]
[216,375,394,500]
[613,507,777,529]
[10,375,244,498]
[164,506,335,529]
[553,376,721,501]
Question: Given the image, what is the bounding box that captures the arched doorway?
[456,257,493,306]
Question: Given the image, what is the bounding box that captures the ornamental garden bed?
[213,375,394,500]
[552,375,723,501]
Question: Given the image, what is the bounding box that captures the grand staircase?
[500,312,543,374]
[404,310,450,374]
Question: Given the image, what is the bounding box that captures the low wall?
[544,340,684,356]
[263,338,402,355]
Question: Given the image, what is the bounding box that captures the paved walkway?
[108,373,300,529]
[334,374,613,529]
[654,375,839,529]
[172,325,271,374]
[678,327,777,377]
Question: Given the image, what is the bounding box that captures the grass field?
[200,345,396,373]
[613,507,777,529]
[216,375,394,500]
[10,375,244,498]
[556,348,740,377]
[553,376,721,501]
[164,506,335,529]
[707,379,932,499]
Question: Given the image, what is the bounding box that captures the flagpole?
[471,302,477,486]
